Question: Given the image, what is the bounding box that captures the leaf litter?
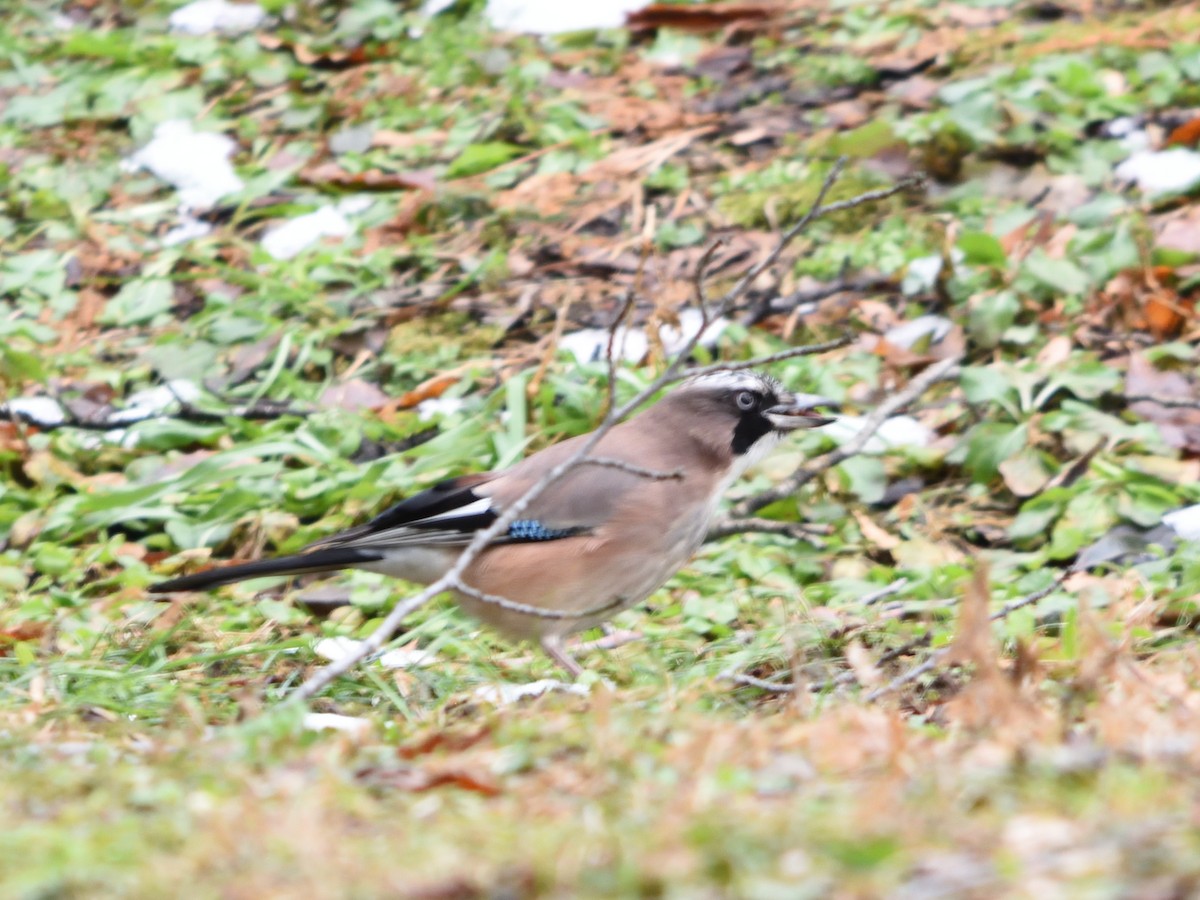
[3,0,1200,894]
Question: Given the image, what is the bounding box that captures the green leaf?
[962,422,1028,484]
[1021,250,1091,296]
[968,290,1019,348]
[1041,359,1121,403]
[838,456,887,505]
[1010,494,1065,542]
[446,142,524,178]
[142,341,221,382]
[0,346,48,382]
[99,279,175,326]
[957,231,1007,267]
[960,366,1015,405]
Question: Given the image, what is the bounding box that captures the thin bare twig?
[740,274,896,326]
[579,457,684,480]
[693,237,728,324]
[721,170,923,323]
[684,335,854,379]
[863,649,945,702]
[449,578,627,620]
[713,157,848,315]
[1126,394,1200,409]
[734,355,961,517]
[605,284,640,418]
[705,517,829,546]
[722,671,789,693]
[862,578,911,606]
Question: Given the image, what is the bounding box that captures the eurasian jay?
[150,371,834,675]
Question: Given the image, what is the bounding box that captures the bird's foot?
[540,629,643,679]
[539,635,584,679]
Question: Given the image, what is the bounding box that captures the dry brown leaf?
[257,34,380,67]
[852,510,900,550]
[626,1,781,32]
[0,422,28,456]
[1094,266,1196,340]
[942,3,1008,27]
[863,325,966,369]
[693,45,753,81]
[1076,594,1121,691]
[318,379,390,412]
[371,128,449,150]
[939,565,1054,739]
[300,163,436,193]
[357,764,502,796]
[0,622,48,656]
[1034,334,1073,369]
[394,372,459,409]
[1166,115,1200,147]
[998,452,1051,498]
[398,726,493,760]
[945,565,995,672]
[885,75,943,110]
[844,640,882,688]
[1125,352,1200,452]
[1154,205,1200,255]
[823,99,871,130]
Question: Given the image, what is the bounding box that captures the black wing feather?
[367,477,495,531]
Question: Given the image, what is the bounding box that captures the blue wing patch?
[507,519,581,542]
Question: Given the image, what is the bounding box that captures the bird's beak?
[764,393,838,430]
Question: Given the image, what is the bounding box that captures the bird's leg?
[540,635,584,680]
[574,625,643,654]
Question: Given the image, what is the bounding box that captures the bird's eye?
[736,391,758,411]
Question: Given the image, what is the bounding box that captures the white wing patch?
[415,496,495,525]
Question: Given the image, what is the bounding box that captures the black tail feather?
[149,547,384,594]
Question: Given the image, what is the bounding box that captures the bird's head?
[668,370,837,463]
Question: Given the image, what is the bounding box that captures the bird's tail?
[149,546,384,594]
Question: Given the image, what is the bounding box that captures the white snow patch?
[162,212,213,247]
[313,636,362,663]
[662,308,728,355]
[314,636,439,669]
[902,254,952,295]
[1,397,66,427]
[560,327,647,366]
[1164,504,1200,541]
[169,0,266,35]
[884,314,952,350]
[122,120,242,245]
[123,120,243,211]
[823,414,934,453]
[1116,149,1200,197]
[109,380,202,424]
[473,679,590,706]
[561,310,729,365]
[379,647,440,669]
[260,197,372,260]
[458,0,650,34]
[1103,116,1140,139]
[417,396,466,421]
